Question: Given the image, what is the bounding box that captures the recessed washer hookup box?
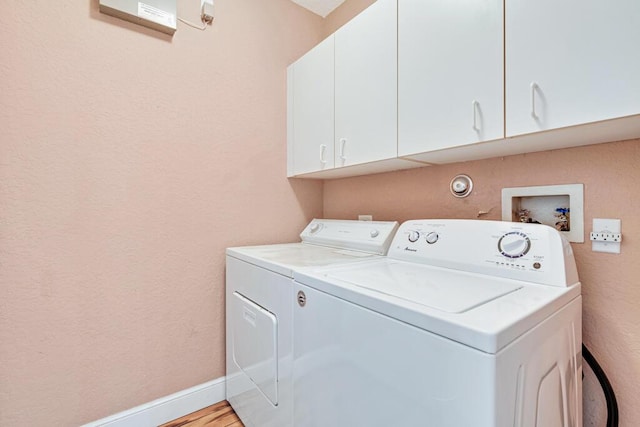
[99,0,177,35]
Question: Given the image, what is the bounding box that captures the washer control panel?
[389,219,578,287]
[404,230,439,244]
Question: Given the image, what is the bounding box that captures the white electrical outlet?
[591,218,622,254]
[358,215,373,221]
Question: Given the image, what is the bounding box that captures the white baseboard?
[82,376,226,427]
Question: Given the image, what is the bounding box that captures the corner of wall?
[321,0,376,38]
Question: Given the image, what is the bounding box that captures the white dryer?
[225,219,399,427]
[292,219,582,427]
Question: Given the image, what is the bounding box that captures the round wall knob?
[450,174,473,198]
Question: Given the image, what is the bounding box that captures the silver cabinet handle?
[530,82,539,118]
[472,100,479,131]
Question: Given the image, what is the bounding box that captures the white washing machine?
[292,219,582,427]
[225,219,399,427]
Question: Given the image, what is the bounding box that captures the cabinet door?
[289,36,335,176]
[334,0,397,167]
[398,0,504,157]
[506,0,640,137]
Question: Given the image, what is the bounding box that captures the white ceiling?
[290,0,347,18]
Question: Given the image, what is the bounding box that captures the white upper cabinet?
[398,0,504,157]
[288,36,335,176]
[506,0,640,137]
[334,0,398,167]
[287,0,640,178]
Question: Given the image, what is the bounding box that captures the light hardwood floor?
[159,400,244,427]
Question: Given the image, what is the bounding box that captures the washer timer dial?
[498,231,531,258]
[425,232,439,244]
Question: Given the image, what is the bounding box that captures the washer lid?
[295,258,581,353]
[327,261,522,313]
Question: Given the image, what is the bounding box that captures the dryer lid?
[326,261,522,313]
[227,243,380,277]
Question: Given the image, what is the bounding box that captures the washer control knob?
[425,232,439,244]
[408,231,420,243]
[310,223,321,233]
[370,229,380,238]
[498,232,531,258]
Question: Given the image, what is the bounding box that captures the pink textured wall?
[0,1,323,425]
[321,0,375,35]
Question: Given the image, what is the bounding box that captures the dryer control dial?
[498,232,531,258]
[408,231,420,243]
[370,229,380,238]
[310,223,322,234]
